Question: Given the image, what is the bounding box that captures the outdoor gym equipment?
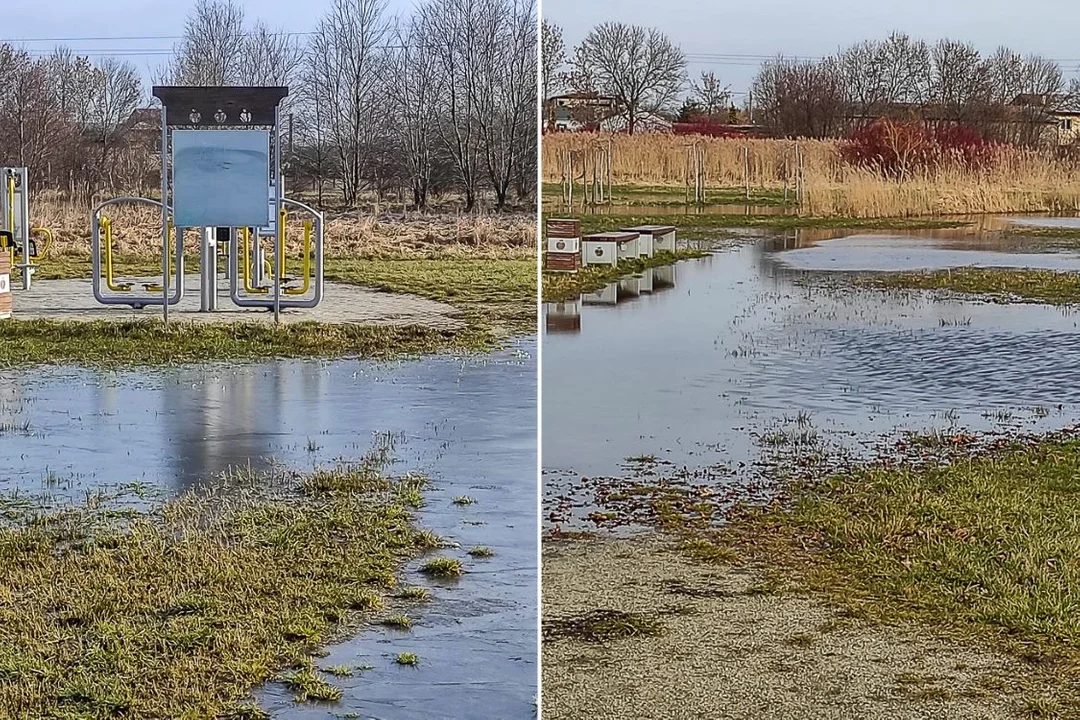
[91,86,324,323]
[0,167,53,290]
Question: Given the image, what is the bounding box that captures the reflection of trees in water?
[161,365,294,493]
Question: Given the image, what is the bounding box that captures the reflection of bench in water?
[581,282,618,305]
[618,268,654,295]
[653,264,676,291]
[544,300,581,333]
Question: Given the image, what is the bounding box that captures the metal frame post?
[200,226,217,311]
[160,105,170,324]
[273,105,282,324]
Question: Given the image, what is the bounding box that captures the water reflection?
[542,240,1080,522]
[544,265,681,334]
[0,345,539,719]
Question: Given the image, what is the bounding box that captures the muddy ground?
[542,535,1049,720]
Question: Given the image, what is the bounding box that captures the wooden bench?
[545,218,581,272]
[622,224,677,255]
[582,231,639,267]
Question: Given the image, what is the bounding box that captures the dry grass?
[543,132,1080,218]
[29,192,535,260]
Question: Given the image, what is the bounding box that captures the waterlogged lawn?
[724,435,1080,677]
[853,267,1080,306]
[3,255,535,366]
[0,448,441,718]
[0,320,475,368]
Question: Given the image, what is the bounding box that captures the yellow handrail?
[284,219,312,296]
[101,216,132,292]
[276,207,287,279]
[29,227,52,260]
[240,227,267,294]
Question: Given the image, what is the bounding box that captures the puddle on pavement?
[542,234,1080,528]
[0,343,537,719]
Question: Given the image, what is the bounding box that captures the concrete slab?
[10,276,464,330]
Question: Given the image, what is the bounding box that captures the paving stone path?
[10,276,464,329]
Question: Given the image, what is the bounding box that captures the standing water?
[0,343,537,719]
[543,232,1080,527]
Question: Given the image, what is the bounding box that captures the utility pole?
[748,89,754,124]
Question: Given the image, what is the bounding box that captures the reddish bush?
[842,119,998,178]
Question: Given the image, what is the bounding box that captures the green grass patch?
[543,183,792,207]
[852,268,1080,306]
[419,557,463,578]
[0,319,485,369]
[324,257,535,334]
[280,667,343,702]
[467,545,494,558]
[0,448,438,717]
[10,253,536,367]
[395,652,420,666]
[729,436,1080,672]
[545,211,968,241]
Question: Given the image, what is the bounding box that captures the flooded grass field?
[0,343,537,719]
[542,221,1080,529]
[541,217,1080,718]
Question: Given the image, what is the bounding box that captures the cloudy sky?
[5,0,416,88]
[543,0,1080,103]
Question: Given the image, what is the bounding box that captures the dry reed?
[27,193,535,260]
[543,132,1080,217]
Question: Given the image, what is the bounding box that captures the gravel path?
[543,535,1046,720]
[9,276,464,329]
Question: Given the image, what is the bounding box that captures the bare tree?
[163,0,247,85]
[87,58,142,190]
[542,20,565,127]
[386,14,442,207]
[307,0,391,205]
[691,71,732,117]
[571,23,686,134]
[752,55,845,138]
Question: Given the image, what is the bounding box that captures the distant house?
[547,93,620,132]
[1009,94,1080,145]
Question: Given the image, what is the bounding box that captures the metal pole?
[273,107,282,324]
[16,168,30,291]
[200,226,217,311]
[160,107,169,324]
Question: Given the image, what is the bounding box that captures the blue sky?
[543,0,1080,102]
[5,0,418,88]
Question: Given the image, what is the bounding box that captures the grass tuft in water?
[280,667,343,702]
[395,652,420,666]
[419,556,463,578]
[382,615,412,629]
[398,586,431,601]
[467,545,495,558]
